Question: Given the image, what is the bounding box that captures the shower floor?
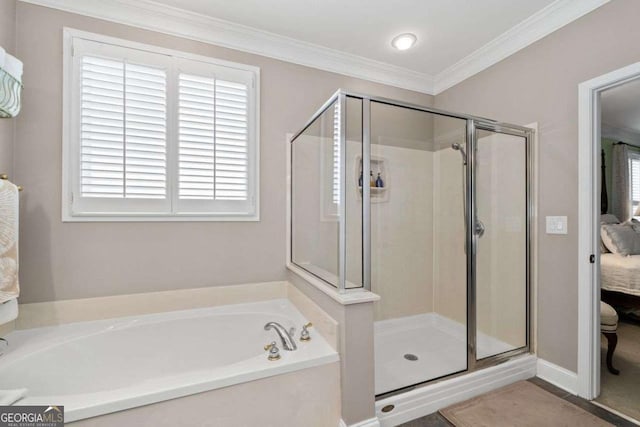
[374,313,514,395]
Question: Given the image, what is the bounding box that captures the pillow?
[601,223,640,255]
[624,219,640,234]
[600,215,620,253]
[600,214,620,225]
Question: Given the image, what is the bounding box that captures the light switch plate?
[546,216,568,234]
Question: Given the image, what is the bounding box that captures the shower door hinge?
[589,254,595,263]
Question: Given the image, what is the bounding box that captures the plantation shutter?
[178,76,249,201]
[80,56,167,199]
[67,36,258,219]
[630,154,640,216]
[72,39,171,214]
[332,102,340,205]
[176,60,254,214]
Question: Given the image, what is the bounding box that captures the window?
[63,30,259,221]
[332,102,341,205]
[320,101,341,220]
[630,152,640,217]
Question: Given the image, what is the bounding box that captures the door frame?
[577,61,640,399]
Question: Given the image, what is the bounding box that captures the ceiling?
[22,0,610,94]
[148,0,555,76]
[602,79,640,135]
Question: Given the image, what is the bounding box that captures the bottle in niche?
[358,170,363,187]
[376,173,384,188]
[370,171,375,187]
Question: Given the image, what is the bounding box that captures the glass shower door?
[370,100,469,395]
[473,125,530,361]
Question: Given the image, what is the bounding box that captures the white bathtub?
[0,299,338,423]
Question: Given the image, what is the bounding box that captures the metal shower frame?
[290,89,535,395]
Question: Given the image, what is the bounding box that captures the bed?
[601,253,640,309]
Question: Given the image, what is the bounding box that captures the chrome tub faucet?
[264,322,297,351]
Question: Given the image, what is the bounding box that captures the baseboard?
[376,354,537,426]
[339,418,381,427]
[536,358,578,395]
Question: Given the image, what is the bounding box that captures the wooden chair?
[601,301,620,375]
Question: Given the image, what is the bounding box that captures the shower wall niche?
[289,90,533,398]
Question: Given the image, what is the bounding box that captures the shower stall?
[289,90,533,398]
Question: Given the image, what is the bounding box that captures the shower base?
[374,313,514,395]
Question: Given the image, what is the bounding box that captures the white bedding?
[601,253,640,296]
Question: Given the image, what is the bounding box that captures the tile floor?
[398,377,637,426]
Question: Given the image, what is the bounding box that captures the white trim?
[577,61,640,400]
[376,355,537,427]
[62,28,260,222]
[536,358,578,394]
[340,418,380,427]
[526,122,540,354]
[433,0,610,94]
[21,0,433,94]
[22,0,608,95]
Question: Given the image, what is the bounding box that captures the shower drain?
[404,353,419,361]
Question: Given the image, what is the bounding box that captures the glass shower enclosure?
[290,90,533,397]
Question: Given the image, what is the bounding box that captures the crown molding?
[19,0,609,96]
[18,0,435,94]
[433,0,610,94]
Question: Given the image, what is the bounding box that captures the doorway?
[578,62,640,424]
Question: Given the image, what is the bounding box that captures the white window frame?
[62,28,260,222]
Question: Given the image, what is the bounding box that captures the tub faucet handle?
[264,341,281,361]
[300,322,313,341]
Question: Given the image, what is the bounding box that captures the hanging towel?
[0,46,6,71]
[3,53,23,84]
[0,179,19,304]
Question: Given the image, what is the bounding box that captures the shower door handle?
[475,220,485,238]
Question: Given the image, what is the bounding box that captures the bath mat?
[439,381,613,427]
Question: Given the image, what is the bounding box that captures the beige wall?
[13,2,432,303]
[435,0,640,372]
[0,0,16,177]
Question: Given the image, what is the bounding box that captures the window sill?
[62,213,260,222]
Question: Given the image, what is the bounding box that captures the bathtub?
[0,299,339,423]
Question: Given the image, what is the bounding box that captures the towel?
[0,179,19,304]
[0,46,5,71]
[0,389,27,405]
[3,53,23,83]
[0,298,17,324]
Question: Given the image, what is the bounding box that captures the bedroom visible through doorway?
[596,78,640,422]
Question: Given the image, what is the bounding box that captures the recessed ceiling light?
[391,33,417,51]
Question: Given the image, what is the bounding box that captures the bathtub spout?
[264,322,297,351]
